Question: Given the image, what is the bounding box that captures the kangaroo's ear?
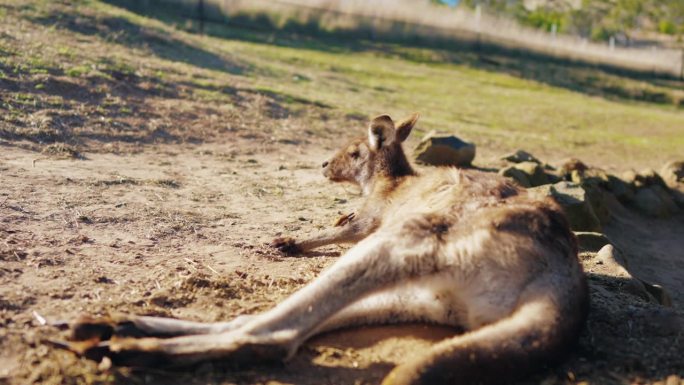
[395,113,419,142]
[368,115,395,151]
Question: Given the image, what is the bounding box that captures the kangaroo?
[66,114,588,385]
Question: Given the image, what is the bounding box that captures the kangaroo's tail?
[382,274,588,385]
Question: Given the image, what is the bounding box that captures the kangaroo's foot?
[70,314,255,340]
[69,329,293,367]
[63,314,289,367]
[270,237,303,254]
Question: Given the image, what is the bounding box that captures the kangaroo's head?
[322,113,418,194]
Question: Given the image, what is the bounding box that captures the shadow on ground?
[29,5,248,76]
[103,0,684,107]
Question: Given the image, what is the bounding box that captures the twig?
[32,310,47,326]
[205,264,219,274]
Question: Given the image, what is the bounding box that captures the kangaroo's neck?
[362,150,416,197]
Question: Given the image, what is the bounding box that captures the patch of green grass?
[26,56,52,73]
[57,46,75,59]
[65,65,90,77]
[193,88,230,103]
[95,57,137,79]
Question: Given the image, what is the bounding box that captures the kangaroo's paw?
[333,212,355,227]
[70,314,138,341]
[270,237,302,255]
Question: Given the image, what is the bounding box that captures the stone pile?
[496,151,683,225]
[413,136,683,223]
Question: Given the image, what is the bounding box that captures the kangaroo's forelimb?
[271,212,379,254]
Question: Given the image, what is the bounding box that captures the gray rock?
[670,186,684,209]
[632,185,679,218]
[414,132,475,167]
[640,281,673,307]
[529,181,602,232]
[501,150,540,164]
[544,170,562,184]
[499,165,531,187]
[633,169,669,189]
[593,245,655,303]
[622,170,638,186]
[559,158,589,180]
[606,174,635,204]
[514,161,550,187]
[660,160,684,188]
[659,161,684,209]
[574,232,611,253]
[591,245,674,307]
[565,168,616,225]
[569,168,608,185]
[578,179,611,225]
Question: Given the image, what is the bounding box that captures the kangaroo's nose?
[322,161,329,168]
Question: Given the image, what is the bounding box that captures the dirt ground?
[1,112,684,384]
[1,1,684,383]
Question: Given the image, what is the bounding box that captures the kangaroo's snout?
[322,159,333,180]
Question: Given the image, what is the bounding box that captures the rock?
[529,182,601,232]
[544,170,562,184]
[414,132,475,167]
[499,165,531,187]
[590,244,673,307]
[559,158,589,180]
[632,185,679,218]
[640,281,673,307]
[593,245,655,303]
[569,168,609,185]
[513,161,550,187]
[633,169,669,189]
[578,178,611,225]
[660,160,684,188]
[622,170,638,185]
[574,232,611,253]
[501,150,540,164]
[567,167,627,224]
[656,162,684,208]
[605,174,635,204]
[670,186,684,209]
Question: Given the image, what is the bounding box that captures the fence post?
[475,4,481,54]
[198,0,205,34]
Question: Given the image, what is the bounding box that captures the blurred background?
[112,0,684,77]
[2,0,683,167]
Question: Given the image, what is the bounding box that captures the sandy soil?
[1,116,684,384]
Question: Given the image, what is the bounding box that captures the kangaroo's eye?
[349,150,360,159]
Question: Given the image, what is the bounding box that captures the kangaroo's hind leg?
[71,314,256,340]
[78,217,456,367]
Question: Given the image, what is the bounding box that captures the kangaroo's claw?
[270,237,302,255]
[333,212,356,227]
[71,315,158,341]
[63,331,291,367]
